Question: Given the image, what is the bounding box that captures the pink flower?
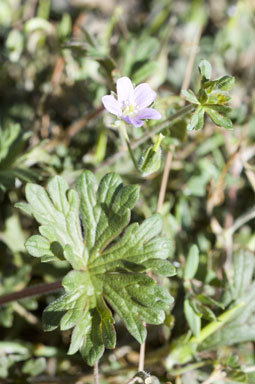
[102,77,161,127]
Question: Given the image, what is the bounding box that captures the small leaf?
[214,75,235,91]
[197,89,208,104]
[207,92,231,104]
[199,60,212,80]
[226,369,247,383]
[22,358,46,376]
[205,106,232,128]
[196,294,225,310]
[187,106,204,131]
[198,304,216,322]
[181,90,199,104]
[184,245,199,280]
[24,17,53,34]
[184,299,201,337]
[207,104,231,114]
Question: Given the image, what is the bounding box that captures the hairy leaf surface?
[19,171,175,365]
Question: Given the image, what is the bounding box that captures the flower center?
[121,100,139,117]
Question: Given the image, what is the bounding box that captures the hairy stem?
[98,104,193,170]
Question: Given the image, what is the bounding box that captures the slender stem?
[13,302,39,324]
[132,104,193,150]
[152,25,203,375]
[156,25,202,214]
[66,106,104,139]
[0,280,62,306]
[98,104,193,170]
[181,25,203,91]
[227,205,255,236]
[157,148,174,212]
[94,361,99,384]
[190,302,244,345]
[136,80,193,373]
[126,139,140,171]
[119,122,140,172]
[170,361,208,376]
[138,337,146,371]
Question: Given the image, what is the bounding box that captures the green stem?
[98,104,194,170]
[170,361,209,376]
[190,301,244,345]
[119,122,140,172]
[126,139,140,172]
[132,104,193,150]
[166,302,244,370]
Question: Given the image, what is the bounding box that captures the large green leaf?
[18,171,175,365]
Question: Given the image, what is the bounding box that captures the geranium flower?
[102,77,161,127]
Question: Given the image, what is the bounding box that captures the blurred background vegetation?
[1,0,255,383]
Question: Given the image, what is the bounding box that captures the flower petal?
[121,115,144,127]
[117,77,134,104]
[134,83,156,109]
[129,117,144,128]
[102,95,121,116]
[136,108,161,120]
[121,115,132,125]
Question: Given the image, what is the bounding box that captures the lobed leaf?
[19,171,175,366]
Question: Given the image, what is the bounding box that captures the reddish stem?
[0,280,62,306]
